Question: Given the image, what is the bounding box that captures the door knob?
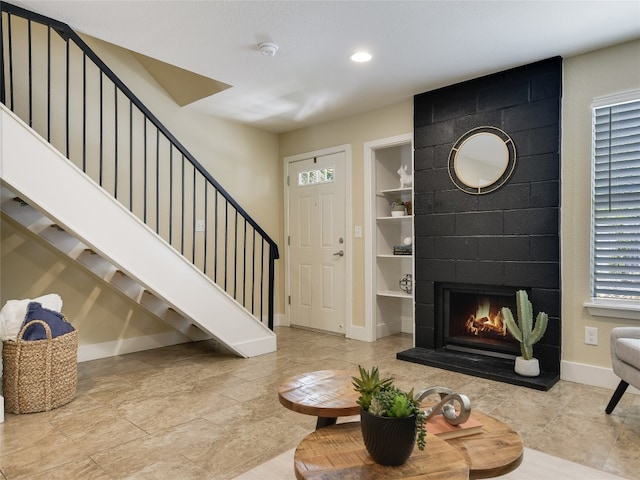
[333,250,344,257]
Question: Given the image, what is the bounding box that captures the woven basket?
[2,318,77,414]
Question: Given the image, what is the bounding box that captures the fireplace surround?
[439,283,520,358]
[397,57,562,391]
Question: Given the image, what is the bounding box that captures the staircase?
[1,187,213,345]
[0,4,278,357]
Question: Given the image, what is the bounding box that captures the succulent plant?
[501,290,548,360]
[369,385,416,417]
[353,366,427,450]
[351,365,393,410]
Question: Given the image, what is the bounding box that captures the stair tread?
[77,249,117,279]
[39,225,87,257]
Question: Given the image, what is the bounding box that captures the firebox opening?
[438,283,522,359]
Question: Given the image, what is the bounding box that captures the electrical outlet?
[585,326,598,346]
[354,226,362,238]
[195,219,205,232]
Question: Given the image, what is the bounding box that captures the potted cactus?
[501,290,548,377]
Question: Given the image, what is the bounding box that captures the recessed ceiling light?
[350,51,372,63]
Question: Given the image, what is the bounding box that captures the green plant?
[353,366,427,450]
[390,199,407,209]
[501,290,548,360]
[351,365,393,410]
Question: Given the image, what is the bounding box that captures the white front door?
[288,151,346,334]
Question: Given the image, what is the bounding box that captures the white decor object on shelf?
[403,237,412,246]
[397,165,413,188]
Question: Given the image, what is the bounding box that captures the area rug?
[232,446,628,480]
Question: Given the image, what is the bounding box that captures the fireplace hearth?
[396,346,558,390]
[398,282,559,390]
[399,283,559,391]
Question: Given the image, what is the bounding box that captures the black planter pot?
[360,408,417,466]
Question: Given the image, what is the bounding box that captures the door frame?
[283,144,353,337]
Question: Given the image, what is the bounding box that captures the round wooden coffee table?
[278,370,360,429]
[294,421,469,480]
[445,409,523,478]
[278,370,523,477]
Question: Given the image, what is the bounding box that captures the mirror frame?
[448,126,517,195]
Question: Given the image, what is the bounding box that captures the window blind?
[593,99,640,299]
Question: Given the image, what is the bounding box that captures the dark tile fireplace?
[398,58,562,390]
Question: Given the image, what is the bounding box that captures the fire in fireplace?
[465,297,508,338]
[438,283,521,358]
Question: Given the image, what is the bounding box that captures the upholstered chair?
[605,327,640,414]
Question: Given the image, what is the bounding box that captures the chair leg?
[605,380,629,414]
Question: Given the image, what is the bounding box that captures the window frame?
[585,89,640,320]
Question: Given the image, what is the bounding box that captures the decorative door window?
[298,167,335,186]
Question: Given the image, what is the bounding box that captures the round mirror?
[448,126,516,194]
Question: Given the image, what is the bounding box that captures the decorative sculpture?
[415,386,471,425]
[397,165,413,188]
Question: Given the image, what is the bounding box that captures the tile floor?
[1,326,639,479]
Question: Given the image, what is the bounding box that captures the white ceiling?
[10,1,640,133]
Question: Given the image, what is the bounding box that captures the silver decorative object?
[415,386,471,426]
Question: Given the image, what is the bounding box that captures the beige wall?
[561,38,640,368]
[83,35,285,318]
[280,100,413,328]
[83,35,282,249]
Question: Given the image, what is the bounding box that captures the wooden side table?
[294,421,470,480]
[278,370,360,429]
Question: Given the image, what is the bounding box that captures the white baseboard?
[561,360,640,395]
[77,331,190,362]
[273,313,288,327]
[78,316,286,362]
[347,324,374,342]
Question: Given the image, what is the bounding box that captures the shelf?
[380,187,412,196]
[377,290,413,299]
[366,133,414,339]
[376,215,412,221]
